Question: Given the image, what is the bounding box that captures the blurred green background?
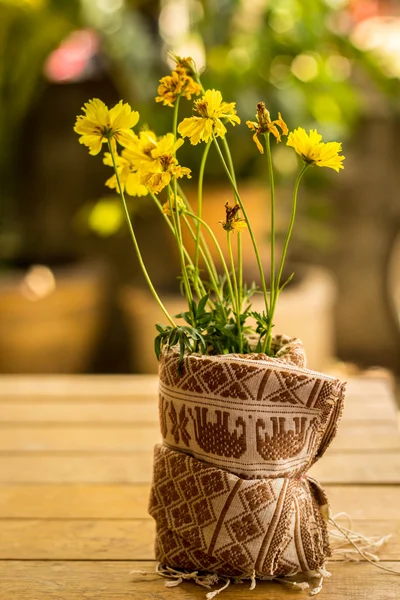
[0,0,399,375]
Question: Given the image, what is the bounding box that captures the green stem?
[263,132,275,352]
[171,95,195,317]
[221,138,243,314]
[237,231,243,313]
[195,140,212,277]
[187,212,236,313]
[172,95,181,141]
[168,183,194,313]
[221,136,236,185]
[265,163,309,354]
[182,214,222,305]
[149,191,206,299]
[107,141,175,327]
[227,231,243,353]
[213,134,269,317]
[177,183,219,283]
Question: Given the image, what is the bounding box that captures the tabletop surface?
[0,374,399,599]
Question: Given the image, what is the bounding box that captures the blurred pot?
[0,260,107,373]
[120,265,337,374]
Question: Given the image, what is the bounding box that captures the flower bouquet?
[75,56,347,595]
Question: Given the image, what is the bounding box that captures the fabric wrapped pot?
[149,336,346,579]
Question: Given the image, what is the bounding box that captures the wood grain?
[0,375,159,397]
[0,374,398,600]
[0,484,151,519]
[0,454,153,483]
[0,518,398,560]
[0,426,162,452]
[0,451,399,484]
[0,374,391,397]
[0,397,396,423]
[0,561,399,599]
[2,484,399,520]
[0,425,398,453]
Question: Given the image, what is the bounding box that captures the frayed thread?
[156,563,219,589]
[329,513,400,576]
[152,563,331,597]
[205,578,230,599]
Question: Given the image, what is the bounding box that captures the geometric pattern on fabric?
[150,336,345,578]
[149,444,331,578]
[158,339,346,479]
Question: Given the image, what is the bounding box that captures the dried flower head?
[156,56,201,108]
[219,202,247,232]
[172,54,198,77]
[246,102,288,153]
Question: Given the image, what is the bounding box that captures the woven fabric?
[149,336,346,578]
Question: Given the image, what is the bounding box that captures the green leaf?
[280,272,295,292]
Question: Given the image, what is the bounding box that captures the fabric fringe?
[130,563,332,597]
[131,510,400,598]
[328,513,400,576]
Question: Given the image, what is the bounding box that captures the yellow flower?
[178,89,241,145]
[74,98,139,155]
[156,67,201,107]
[219,202,247,232]
[162,194,185,216]
[103,152,148,197]
[287,128,345,172]
[231,220,248,232]
[246,102,288,153]
[124,132,191,194]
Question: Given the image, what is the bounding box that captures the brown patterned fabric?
[149,336,346,579]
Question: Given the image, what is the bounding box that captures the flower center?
[195,99,209,118]
[159,154,174,171]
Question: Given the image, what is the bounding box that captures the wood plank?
[309,452,400,484]
[0,426,162,452]
[0,484,151,519]
[0,454,153,483]
[2,484,399,521]
[0,374,390,396]
[0,519,155,560]
[0,375,158,397]
[0,518,398,561]
[0,424,398,453]
[0,398,396,424]
[0,402,159,423]
[344,377,394,396]
[0,561,399,599]
[0,451,399,484]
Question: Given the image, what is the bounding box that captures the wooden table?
[0,375,399,599]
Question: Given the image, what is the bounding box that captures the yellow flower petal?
[109,101,139,130]
[74,98,140,155]
[141,170,171,194]
[115,129,137,148]
[125,172,148,196]
[231,220,247,232]
[178,117,208,145]
[179,89,239,145]
[213,119,228,140]
[78,134,104,156]
[287,127,344,171]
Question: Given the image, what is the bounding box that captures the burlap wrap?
[149,336,346,578]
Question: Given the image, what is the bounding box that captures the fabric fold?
[149,336,346,578]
